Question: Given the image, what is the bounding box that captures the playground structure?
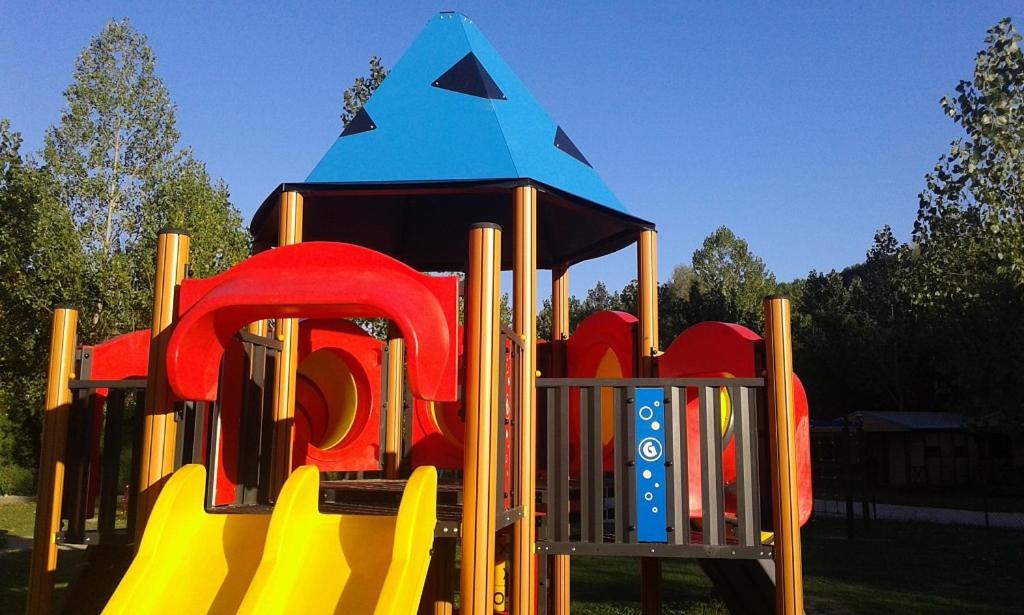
[27,12,811,615]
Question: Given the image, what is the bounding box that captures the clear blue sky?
[2,2,1020,296]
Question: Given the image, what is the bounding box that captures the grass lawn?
[2,501,1022,614]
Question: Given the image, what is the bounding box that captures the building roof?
[249,12,652,270]
[853,411,966,432]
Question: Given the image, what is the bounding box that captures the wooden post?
[511,186,538,615]
[637,229,662,614]
[763,296,804,615]
[461,222,502,614]
[26,307,78,615]
[549,264,571,615]
[270,191,303,497]
[384,325,405,479]
[135,229,190,545]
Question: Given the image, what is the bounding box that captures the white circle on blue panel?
[651,421,661,431]
[642,469,652,479]
[644,492,653,501]
[638,405,654,421]
[652,507,659,513]
[655,482,660,488]
[638,437,663,462]
[654,400,661,407]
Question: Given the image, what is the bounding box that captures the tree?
[341,56,388,127]
[916,18,1024,294]
[42,18,249,340]
[911,18,1024,417]
[690,226,777,328]
[0,119,84,467]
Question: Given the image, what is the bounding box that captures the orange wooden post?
[549,264,571,615]
[270,191,303,497]
[510,186,538,615]
[763,296,805,615]
[461,222,502,614]
[26,307,78,615]
[637,229,662,614]
[134,229,190,545]
[384,325,405,479]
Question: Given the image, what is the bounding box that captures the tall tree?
[340,56,388,127]
[43,19,180,339]
[916,18,1024,294]
[0,119,84,466]
[690,226,777,328]
[42,18,249,340]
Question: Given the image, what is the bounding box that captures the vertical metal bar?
[556,386,570,541]
[496,336,508,512]
[63,388,92,544]
[99,389,125,540]
[545,386,556,542]
[126,389,145,538]
[733,387,760,546]
[664,386,687,545]
[580,386,602,543]
[205,401,222,508]
[613,387,626,543]
[625,385,638,544]
[699,386,725,546]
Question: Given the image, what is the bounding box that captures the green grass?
[0,501,37,542]
[2,502,1022,615]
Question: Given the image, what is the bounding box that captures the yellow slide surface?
[104,464,437,615]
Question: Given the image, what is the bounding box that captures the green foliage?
[916,18,1024,294]
[0,19,249,475]
[690,226,777,329]
[341,56,388,127]
[0,464,35,496]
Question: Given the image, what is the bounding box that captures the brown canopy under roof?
[249,179,654,271]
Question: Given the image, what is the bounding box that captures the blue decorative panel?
[635,387,667,543]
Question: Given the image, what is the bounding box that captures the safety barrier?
[535,378,771,560]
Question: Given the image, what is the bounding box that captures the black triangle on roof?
[340,107,377,137]
[554,126,591,167]
[432,52,506,100]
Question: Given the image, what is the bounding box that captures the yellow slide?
[104,464,437,615]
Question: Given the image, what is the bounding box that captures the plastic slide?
[105,465,437,615]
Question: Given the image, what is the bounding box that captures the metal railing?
[536,377,771,560]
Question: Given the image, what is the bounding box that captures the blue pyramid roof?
[305,12,626,213]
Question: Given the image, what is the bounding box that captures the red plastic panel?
[167,242,459,403]
[82,329,151,512]
[566,311,637,472]
[294,319,383,471]
[659,321,813,525]
[88,329,151,380]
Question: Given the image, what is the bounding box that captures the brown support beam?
[27,307,78,615]
[763,296,805,615]
[549,264,571,615]
[134,229,190,545]
[270,191,303,497]
[384,325,405,479]
[637,229,662,614]
[511,186,538,615]
[461,222,502,615]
